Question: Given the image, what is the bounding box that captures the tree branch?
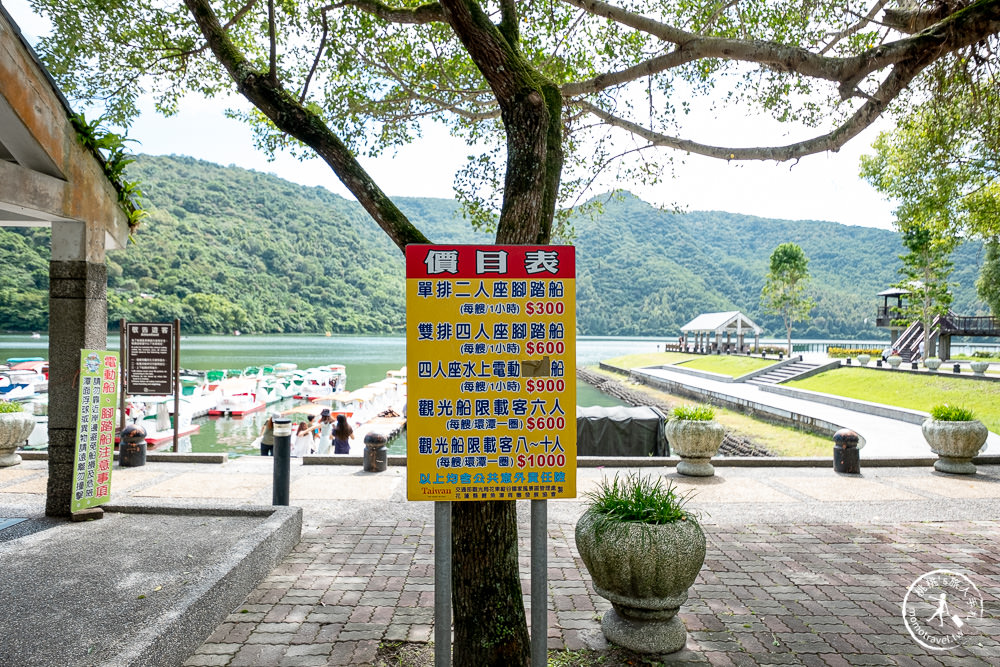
[498,0,519,46]
[331,0,446,24]
[574,51,931,162]
[562,49,697,97]
[183,0,429,252]
[267,0,277,84]
[439,0,563,245]
[162,0,259,60]
[883,2,970,34]
[300,7,331,102]
[561,0,1000,99]
[819,0,890,55]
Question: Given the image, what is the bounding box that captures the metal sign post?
[434,501,452,667]
[531,499,547,667]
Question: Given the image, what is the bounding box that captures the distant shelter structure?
[875,287,1000,360]
[680,311,762,354]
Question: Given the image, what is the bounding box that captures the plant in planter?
[921,405,988,474]
[857,354,871,366]
[0,400,33,467]
[575,473,705,654]
[924,357,942,371]
[665,405,725,476]
[888,353,903,369]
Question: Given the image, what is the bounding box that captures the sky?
[5,0,898,230]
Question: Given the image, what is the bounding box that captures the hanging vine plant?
[70,113,147,232]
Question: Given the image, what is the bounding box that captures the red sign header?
[406,245,575,279]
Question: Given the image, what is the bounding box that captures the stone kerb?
[650,363,735,383]
[756,383,928,425]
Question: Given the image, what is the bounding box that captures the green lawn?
[602,352,698,369]
[787,368,1000,433]
[678,355,777,377]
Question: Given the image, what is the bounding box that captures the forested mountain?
[0,154,988,337]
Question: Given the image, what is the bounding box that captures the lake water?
[15,332,993,457]
[3,333,657,456]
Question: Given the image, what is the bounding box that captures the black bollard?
[833,428,860,474]
[953,364,961,374]
[119,424,147,467]
[272,417,292,505]
[363,431,389,472]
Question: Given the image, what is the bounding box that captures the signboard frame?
[125,321,175,395]
[405,244,577,502]
[71,350,119,513]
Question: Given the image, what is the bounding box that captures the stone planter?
[665,419,725,477]
[922,419,988,474]
[575,511,706,653]
[857,354,871,366]
[0,410,34,467]
[888,354,902,369]
[970,361,990,376]
[924,357,941,372]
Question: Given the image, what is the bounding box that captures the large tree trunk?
[437,2,563,664]
[452,501,530,666]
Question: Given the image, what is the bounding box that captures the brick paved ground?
[184,519,1000,666]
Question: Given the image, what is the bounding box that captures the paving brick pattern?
[185,519,1000,666]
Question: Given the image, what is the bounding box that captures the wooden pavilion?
[680,311,762,354]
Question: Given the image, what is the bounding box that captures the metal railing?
[939,315,1000,336]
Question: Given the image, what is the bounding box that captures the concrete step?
[747,362,819,385]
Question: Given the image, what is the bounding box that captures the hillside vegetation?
[0,154,988,336]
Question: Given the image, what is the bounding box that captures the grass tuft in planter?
[929,404,975,421]
[585,473,697,544]
[671,404,715,421]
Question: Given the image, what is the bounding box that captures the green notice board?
[71,350,120,513]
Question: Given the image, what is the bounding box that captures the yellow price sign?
[406,245,576,501]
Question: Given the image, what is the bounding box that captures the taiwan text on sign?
[406,245,576,501]
[126,322,174,395]
[71,350,119,513]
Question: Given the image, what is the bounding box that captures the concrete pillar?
[940,335,951,361]
[46,221,107,517]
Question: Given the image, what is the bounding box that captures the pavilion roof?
[680,311,762,335]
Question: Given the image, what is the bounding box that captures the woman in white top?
[316,409,334,455]
[292,416,317,457]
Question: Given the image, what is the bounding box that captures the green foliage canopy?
[760,242,815,352]
[977,242,1000,317]
[893,223,956,357]
[30,0,1000,243]
[860,71,1000,243]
